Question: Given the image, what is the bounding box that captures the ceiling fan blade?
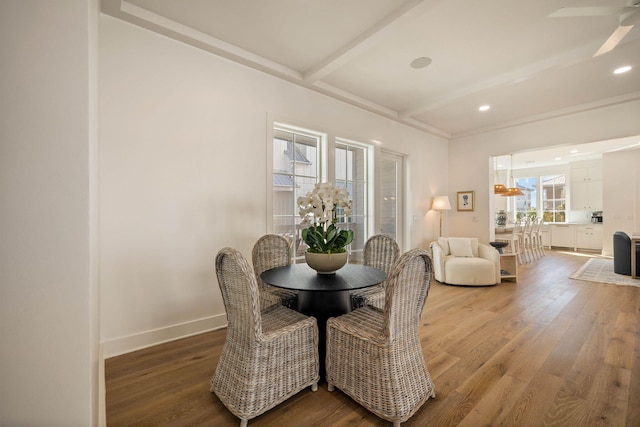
[593,25,634,57]
[620,8,640,26]
[548,6,625,18]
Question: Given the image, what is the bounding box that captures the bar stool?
[518,219,533,263]
[536,219,545,257]
[527,219,540,261]
[496,221,522,264]
[530,218,545,259]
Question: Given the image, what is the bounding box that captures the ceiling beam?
[106,0,303,82]
[303,0,439,83]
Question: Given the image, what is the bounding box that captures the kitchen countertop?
[550,222,603,225]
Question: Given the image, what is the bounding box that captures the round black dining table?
[260,263,387,377]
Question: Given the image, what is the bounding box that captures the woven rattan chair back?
[363,234,400,274]
[252,234,297,309]
[349,234,400,310]
[213,247,319,426]
[383,248,433,342]
[216,247,263,339]
[252,234,290,276]
[326,248,435,426]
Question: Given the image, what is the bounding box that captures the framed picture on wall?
[457,191,474,211]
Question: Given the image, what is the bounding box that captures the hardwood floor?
[106,250,640,426]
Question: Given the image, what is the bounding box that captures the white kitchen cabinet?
[571,165,603,210]
[540,227,551,249]
[550,224,575,248]
[575,225,603,251]
[549,223,603,251]
[572,165,602,182]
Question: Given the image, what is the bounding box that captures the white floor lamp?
[432,196,451,237]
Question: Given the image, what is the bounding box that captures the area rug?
[570,258,640,287]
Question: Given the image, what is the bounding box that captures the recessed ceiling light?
[555,157,562,161]
[570,149,579,154]
[614,65,632,74]
[410,57,432,69]
[479,105,491,112]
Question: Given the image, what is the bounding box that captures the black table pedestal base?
[260,264,387,380]
[297,290,351,379]
[297,290,351,316]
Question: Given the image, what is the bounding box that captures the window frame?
[334,137,371,263]
[267,119,375,262]
[508,171,567,223]
[513,176,537,221]
[540,173,566,223]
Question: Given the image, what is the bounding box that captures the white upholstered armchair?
[430,237,500,286]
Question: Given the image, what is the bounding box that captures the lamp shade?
[432,196,451,210]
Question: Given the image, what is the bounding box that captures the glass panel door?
[379,151,404,250]
[336,140,368,263]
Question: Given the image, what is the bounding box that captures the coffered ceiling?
[102,0,640,139]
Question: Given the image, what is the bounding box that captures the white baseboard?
[102,314,227,359]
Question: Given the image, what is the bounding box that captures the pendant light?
[493,157,508,194]
[503,154,523,197]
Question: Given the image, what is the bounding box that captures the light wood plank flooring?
[106,250,640,426]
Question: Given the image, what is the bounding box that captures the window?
[271,123,373,261]
[541,174,566,222]
[514,177,537,221]
[335,139,368,263]
[272,126,322,258]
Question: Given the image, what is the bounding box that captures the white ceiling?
[102,0,640,141]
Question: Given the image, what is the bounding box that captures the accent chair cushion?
[444,256,496,286]
[448,237,479,257]
[438,237,450,255]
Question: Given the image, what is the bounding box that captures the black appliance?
[591,211,603,223]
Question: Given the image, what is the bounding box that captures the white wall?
[1,1,99,425]
[99,15,448,356]
[602,147,640,256]
[449,99,640,243]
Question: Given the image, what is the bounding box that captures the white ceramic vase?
[304,251,348,274]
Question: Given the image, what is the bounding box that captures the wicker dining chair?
[350,234,400,310]
[211,247,320,427]
[326,248,435,427]
[252,234,298,310]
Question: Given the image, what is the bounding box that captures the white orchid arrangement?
[297,182,354,254]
